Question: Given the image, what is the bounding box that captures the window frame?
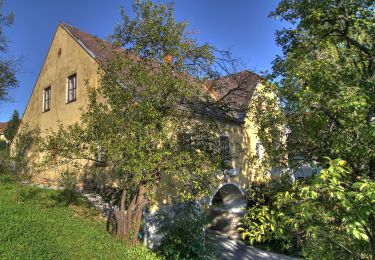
[43,86,51,112]
[67,73,77,103]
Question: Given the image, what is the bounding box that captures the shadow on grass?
[0,172,15,184]
[50,189,87,206]
[19,186,102,221]
[19,186,85,207]
[20,187,45,201]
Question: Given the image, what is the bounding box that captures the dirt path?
[213,234,297,260]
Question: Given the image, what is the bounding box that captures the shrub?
[155,202,215,260]
[0,140,7,153]
[57,170,80,205]
[59,170,78,190]
[240,159,374,259]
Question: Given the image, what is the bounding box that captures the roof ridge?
[60,22,123,65]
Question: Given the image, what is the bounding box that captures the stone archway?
[208,183,247,236]
[211,183,247,212]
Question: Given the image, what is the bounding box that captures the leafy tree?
[241,159,374,259]
[4,110,20,142]
[242,0,375,258]
[40,0,234,242]
[0,0,17,102]
[259,0,375,177]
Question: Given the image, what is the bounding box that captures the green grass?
[0,173,160,260]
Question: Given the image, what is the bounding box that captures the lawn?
[0,173,160,259]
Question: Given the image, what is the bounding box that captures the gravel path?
[213,234,297,260]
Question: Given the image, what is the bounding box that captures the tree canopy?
[0,0,17,103]
[242,1,375,258]
[254,0,374,177]
[4,110,20,142]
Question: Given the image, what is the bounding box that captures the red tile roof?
[61,23,124,64]
[0,122,8,134]
[60,22,262,122]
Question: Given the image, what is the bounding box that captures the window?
[67,74,77,103]
[220,135,230,161]
[43,86,51,112]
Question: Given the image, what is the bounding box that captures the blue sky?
[0,0,285,122]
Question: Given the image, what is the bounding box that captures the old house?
[17,22,271,237]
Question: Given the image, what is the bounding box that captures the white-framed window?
[43,86,51,112]
[67,73,77,103]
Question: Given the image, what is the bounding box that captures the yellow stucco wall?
[18,25,100,183]
[21,25,99,132]
[152,113,264,210]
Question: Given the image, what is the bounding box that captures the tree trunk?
[132,185,146,242]
[113,185,147,242]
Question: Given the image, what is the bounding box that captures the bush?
[241,175,296,254]
[59,170,78,190]
[155,202,215,260]
[240,159,373,259]
[246,173,292,208]
[57,170,80,205]
[0,140,8,158]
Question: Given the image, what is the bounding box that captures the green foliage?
[0,139,6,156]
[0,0,17,102]
[58,170,78,191]
[241,159,374,259]
[254,0,375,178]
[155,202,214,260]
[113,0,216,77]
[0,173,160,259]
[247,2,375,257]
[240,175,292,247]
[57,170,81,205]
[4,110,20,142]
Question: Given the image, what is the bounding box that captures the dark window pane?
[67,74,76,102]
[44,87,51,112]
